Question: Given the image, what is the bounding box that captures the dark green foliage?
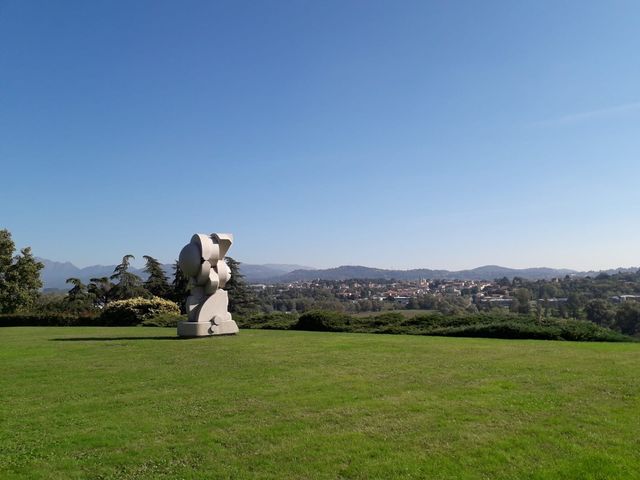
[237,312,299,330]
[33,292,69,314]
[140,313,187,328]
[0,229,14,273]
[225,257,259,315]
[0,229,44,313]
[614,302,640,335]
[99,296,180,326]
[0,312,98,327]
[170,260,189,312]
[110,255,148,300]
[511,288,532,314]
[64,278,95,313]
[429,318,628,342]
[283,310,632,342]
[88,277,114,308]
[585,299,615,327]
[566,292,585,318]
[294,311,354,332]
[143,255,171,298]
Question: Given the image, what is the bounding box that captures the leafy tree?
[566,292,585,318]
[0,229,14,274]
[225,257,258,316]
[614,302,640,335]
[585,299,615,327]
[33,292,68,314]
[406,297,420,310]
[64,277,94,312]
[511,288,531,314]
[66,277,86,298]
[88,276,114,308]
[110,255,147,300]
[0,230,44,313]
[143,255,170,298]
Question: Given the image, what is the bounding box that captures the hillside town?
[251,274,640,315]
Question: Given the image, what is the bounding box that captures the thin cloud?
[533,101,640,127]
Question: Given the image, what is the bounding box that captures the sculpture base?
[177,320,239,337]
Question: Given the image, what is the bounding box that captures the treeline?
[58,254,188,314]
[0,228,257,318]
[485,274,640,335]
[249,274,640,336]
[252,284,475,315]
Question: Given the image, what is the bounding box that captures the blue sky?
[1,0,639,270]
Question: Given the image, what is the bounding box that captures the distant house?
[476,297,513,308]
[538,298,568,305]
[393,296,411,306]
[610,295,640,303]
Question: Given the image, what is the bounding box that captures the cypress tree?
[110,255,147,300]
[171,260,189,312]
[225,257,258,316]
[143,255,170,298]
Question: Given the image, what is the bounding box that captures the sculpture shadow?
[51,336,193,342]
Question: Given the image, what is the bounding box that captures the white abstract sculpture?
[176,233,239,337]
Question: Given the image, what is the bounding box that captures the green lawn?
[1,328,639,479]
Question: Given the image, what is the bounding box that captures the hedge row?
[0,297,182,327]
[0,313,99,327]
[2,306,632,342]
[240,310,632,342]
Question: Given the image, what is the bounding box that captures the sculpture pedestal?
[177,321,211,337]
[177,319,239,337]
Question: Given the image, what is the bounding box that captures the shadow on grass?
[51,336,198,342]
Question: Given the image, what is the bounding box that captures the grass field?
[1,328,639,479]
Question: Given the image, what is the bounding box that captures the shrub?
[288,310,632,342]
[431,321,562,340]
[556,318,629,342]
[0,313,98,327]
[140,313,186,328]
[100,297,180,326]
[237,312,298,330]
[294,311,352,332]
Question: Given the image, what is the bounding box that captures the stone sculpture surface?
[176,233,239,337]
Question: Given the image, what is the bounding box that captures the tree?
[511,288,531,314]
[143,255,170,298]
[614,302,640,335]
[170,260,189,312]
[566,292,585,319]
[64,277,94,313]
[406,297,420,310]
[585,299,615,327]
[88,277,114,308]
[225,257,258,316]
[110,255,147,300]
[0,230,44,313]
[0,229,14,274]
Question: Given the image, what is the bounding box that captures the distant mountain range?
[274,265,580,282]
[38,258,639,291]
[37,258,311,290]
[273,265,640,283]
